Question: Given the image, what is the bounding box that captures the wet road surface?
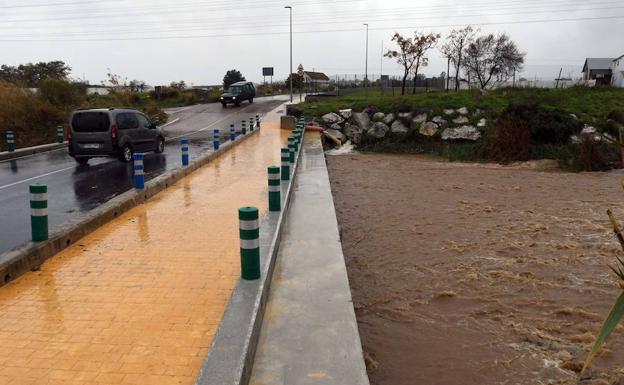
[0,118,289,385]
[0,95,288,254]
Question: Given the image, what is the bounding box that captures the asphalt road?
[0,95,288,255]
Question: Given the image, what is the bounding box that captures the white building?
[612,54,624,88]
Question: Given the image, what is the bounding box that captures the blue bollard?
[133,153,145,189]
[181,138,189,166]
[230,124,236,141]
[213,129,220,150]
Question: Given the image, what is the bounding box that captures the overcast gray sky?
[0,0,622,86]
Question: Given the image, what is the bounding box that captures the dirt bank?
[326,153,624,385]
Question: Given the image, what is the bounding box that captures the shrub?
[487,115,531,163]
[503,103,583,144]
[608,109,624,125]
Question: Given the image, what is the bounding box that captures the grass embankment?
[300,87,624,171]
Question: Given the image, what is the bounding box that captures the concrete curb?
[0,129,260,287]
[195,131,304,385]
[0,142,67,161]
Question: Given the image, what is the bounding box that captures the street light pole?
[285,6,293,103]
[363,23,368,88]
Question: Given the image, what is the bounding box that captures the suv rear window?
[116,113,139,130]
[71,111,110,132]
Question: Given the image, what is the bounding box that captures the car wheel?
[155,137,165,153]
[120,144,133,163]
[221,103,227,108]
[75,157,89,165]
[249,98,253,104]
[235,101,240,107]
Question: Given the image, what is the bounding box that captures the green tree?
[0,61,71,87]
[385,32,417,95]
[223,69,245,89]
[285,73,303,90]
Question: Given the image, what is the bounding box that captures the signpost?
[262,67,274,87]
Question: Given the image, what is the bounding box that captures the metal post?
[364,23,369,90]
[56,126,64,143]
[239,207,260,280]
[30,183,48,242]
[181,138,189,166]
[285,6,293,103]
[6,130,15,152]
[230,124,236,141]
[268,166,281,212]
[133,153,145,189]
[281,147,290,181]
[213,129,220,150]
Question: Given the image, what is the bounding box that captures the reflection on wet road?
[0,96,287,254]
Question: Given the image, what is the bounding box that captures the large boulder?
[330,123,343,131]
[419,122,439,137]
[368,122,390,139]
[443,109,455,116]
[457,107,469,115]
[344,123,364,144]
[339,109,353,120]
[432,116,448,127]
[325,128,346,143]
[373,112,386,122]
[453,116,469,124]
[441,125,481,141]
[322,112,343,125]
[412,113,427,124]
[398,112,413,121]
[352,112,371,132]
[477,118,487,128]
[391,120,409,134]
[383,113,396,125]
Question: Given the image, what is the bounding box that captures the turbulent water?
[327,153,624,385]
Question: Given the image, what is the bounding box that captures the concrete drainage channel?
[194,118,306,385]
[0,126,261,287]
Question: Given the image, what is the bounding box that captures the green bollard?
[268,166,281,212]
[239,207,260,280]
[288,137,295,164]
[56,126,64,143]
[281,148,290,181]
[249,117,255,131]
[241,120,247,135]
[6,130,15,152]
[30,184,48,241]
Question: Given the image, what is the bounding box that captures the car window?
[71,112,110,132]
[136,114,151,129]
[116,112,139,130]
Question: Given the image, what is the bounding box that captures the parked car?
[220,81,255,107]
[68,108,165,164]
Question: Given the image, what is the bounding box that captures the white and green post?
[30,184,48,241]
[239,207,260,280]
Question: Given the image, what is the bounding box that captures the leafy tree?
[0,60,71,87]
[462,33,524,89]
[169,80,186,90]
[285,73,303,90]
[223,69,245,89]
[411,31,440,94]
[385,32,417,95]
[440,26,477,91]
[129,79,146,92]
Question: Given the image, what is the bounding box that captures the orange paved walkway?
[0,119,289,385]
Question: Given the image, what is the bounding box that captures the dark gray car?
[68,108,165,164]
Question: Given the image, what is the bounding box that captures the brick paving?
[0,121,288,385]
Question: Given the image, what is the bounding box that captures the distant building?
[582,58,614,85]
[612,55,624,88]
[303,71,330,93]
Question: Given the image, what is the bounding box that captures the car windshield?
[228,86,243,95]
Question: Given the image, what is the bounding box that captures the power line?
[0,14,621,42]
[3,4,621,38]
[0,0,123,8]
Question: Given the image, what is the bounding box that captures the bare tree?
[440,26,477,91]
[385,32,417,95]
[462,33,525,89]
[411,32,440,94]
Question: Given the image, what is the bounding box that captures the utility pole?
[380,40,383,94]
[446,57,450,92]
[285,6,293,103]
[555,67,563,89]
[363,23,369,92]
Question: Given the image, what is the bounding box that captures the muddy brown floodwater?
[326,153,624,385]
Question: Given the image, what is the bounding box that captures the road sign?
[297,64,304,77]
[262,67,274,77]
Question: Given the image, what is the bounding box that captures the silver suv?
[68,108,165,164]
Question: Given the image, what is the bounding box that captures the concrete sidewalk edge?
[0,141,67,162]
[0,128,260,287]
[194,127,303,385]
